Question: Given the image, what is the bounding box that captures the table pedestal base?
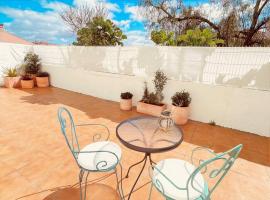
[125,153,156,200]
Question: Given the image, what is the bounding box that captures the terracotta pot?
[21,79,34,89]
[4,77,21,88]
[171,105,190,125]
[120,99,132,111]
[137,101,167,117]
[36,77,49,88]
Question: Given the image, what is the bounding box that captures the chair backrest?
[187,144,243,199]
[57,107,80,161]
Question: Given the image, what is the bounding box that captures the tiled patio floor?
[0,87,269,200]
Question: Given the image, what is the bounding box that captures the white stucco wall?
[0,42,269,137]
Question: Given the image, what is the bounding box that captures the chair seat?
[77,141,121,171]
[152,159,208,200]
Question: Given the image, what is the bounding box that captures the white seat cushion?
[77,141,121,171]
[152,159,208,200]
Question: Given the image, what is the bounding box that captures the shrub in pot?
[171,90,192,125]
[120,92,133,111]
[2,67,21,88]
[137,70,168,116]
[36,71,50,88]
[21,75,34,89]
[22,52,41,85]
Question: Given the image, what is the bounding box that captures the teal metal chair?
[57,107,124,200]
[149,144,243,200]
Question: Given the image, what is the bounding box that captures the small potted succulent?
[120,92,133,111]
[137,70,168,116]
[21,75,34,89]
[2,67,21,88]
[22,52,41,85]
[36,71,50,87]
[171,90,192,125]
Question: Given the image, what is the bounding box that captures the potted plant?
[22,52,41,85]
[171,90,192,125]
[21,75,34,89]
[137,70,168,116]
[2,67,21,88]
[36,71,50,88]
[120,92,133,111]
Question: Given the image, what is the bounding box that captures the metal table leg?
[125,154,147,178]
[125,153,155,200]
[149,154,156,166]
[127,154,148,200]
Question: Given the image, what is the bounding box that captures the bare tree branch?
[254,16,270,32]
[59,3,108,32]
[258,0,270,15]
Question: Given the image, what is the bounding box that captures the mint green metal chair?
[57,107,124,200]
[149,144,243,200]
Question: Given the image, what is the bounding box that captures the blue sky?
[0,0,208,45]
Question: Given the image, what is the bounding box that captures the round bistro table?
[116,116,183,200]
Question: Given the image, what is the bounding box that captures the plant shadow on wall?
[74,46,167,77]
[92,46,167,76]
[58,46,107,73]
[94,46,216,80]
[114,46,165,76]
[136,47,165,77]
[177,47,215,82]
[58,46,139,76]
[10,46,34,64]
[215,62,270,90]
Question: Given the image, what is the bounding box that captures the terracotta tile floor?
[0,87,269,200]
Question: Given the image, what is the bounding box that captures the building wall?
[0,42,269,137]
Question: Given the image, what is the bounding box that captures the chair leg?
[115,164,125,200]
[79,169,85,200]
[84,171,90,200]
[79,169,90,200]
[148,182,153,200]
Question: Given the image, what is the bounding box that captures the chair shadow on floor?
[16,174,120,200]
[43,187,79,200]
[43,183,119,200]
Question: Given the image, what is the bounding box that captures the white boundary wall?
[0,42,269,137]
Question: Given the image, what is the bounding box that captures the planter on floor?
[4,77,21,88]
[171,90,192,125]
[120,99,132,111]
[171,105,190,125]
[36,77,49,88]
[36,72,50,88]
[120,92,133,111]
[137,101,166,117]
[21,79,34,89]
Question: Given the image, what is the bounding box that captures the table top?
[116,116,183,153]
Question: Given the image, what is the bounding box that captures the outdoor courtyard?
[1,0,270,199]
[1,87,269,200]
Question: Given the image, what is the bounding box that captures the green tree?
[73,17,127,46]
[151,30,176,46]
[141,0,270,46]
[177,28,224,46]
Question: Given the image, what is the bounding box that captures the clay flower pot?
[171,105,190,125]
[36,77,49,88]
[21,79,34,89]
[4,77,21,88]
[120,99,132,111]
[137,101,167,117]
